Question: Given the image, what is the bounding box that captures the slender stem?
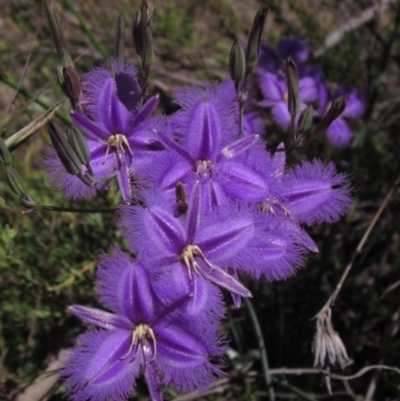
[238,103,244,138]
[271,377,318,401]
[62,0,108,58]
[2,204,116,214]
[37,205,116,213]
[244,298,275,401]
[0,74,71,126]
[318,173,400,314]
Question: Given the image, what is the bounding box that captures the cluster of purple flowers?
[45,54,352,400]
[256,39,365,147]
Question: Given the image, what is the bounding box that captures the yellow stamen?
[102,134,134,165]
[180,245,204,279]
[120,324,157,361]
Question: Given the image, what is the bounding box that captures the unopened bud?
[20,194,37,209]
[298,104,314,134]
[245,5,268,74]
[67,126,90,166]
[114,13,125,61]
[48,122,82,176]
[62,67,81,110]
[312,96,348,139]
[0,137,11,165]
[229,41,246,90]
[46,0,74,68]
[0,197,5,209]
[142,26,154,67]
[5,166,26,196]
[286,58,300,116]
[132,8,144,57]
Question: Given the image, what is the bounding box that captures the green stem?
[244,298,275,401]
[62,0,108,58]
[37,205,116,213]
[0,74,71,126]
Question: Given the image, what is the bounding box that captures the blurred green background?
[1,0,400,400]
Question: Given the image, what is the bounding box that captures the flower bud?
[245,6,268,74]
[48,122,82,176]
[0,137,11,165]
[0,197,5,209]
[5,166,26,197]
[46,0,74,68]
[229,41,246,91]
[132,8,144,58]
[312,96,348,139]
[298,104,314,134]
[142,26,155,67]
[286,58,300,116]
[20,194,37,209]
[67,126,90,166]
[62,67,81,110]
[114,13,125,61]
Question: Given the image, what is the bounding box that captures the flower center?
[180,245,204,279]
[259,198,290,216]
[195,160,213,175]
[102,134,133,166]
[120,323,157,361]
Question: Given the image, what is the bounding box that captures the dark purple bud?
[245,5,269,74]
[48,122,81,176]
[312,96,348,139]
[62,67,81,110]
[174,181,188,217]
[229,41,246,91]
[5,166,26,197]
[132,8,144,57]
[46,1,73,68]
[20,194,37,209]
[286,58,300,116]
[114,13,125,61]
[0,137,11,165]
[67,126,91,166]
[298,104,314,134]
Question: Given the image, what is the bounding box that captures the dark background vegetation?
[1,0,400,400]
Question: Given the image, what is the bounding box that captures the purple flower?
[139,83,271,207]
[258,71,319,130]
[257,39,309,74]
[326,87,365,147]
[63,248,225,401]
[119,182,305,310]
[269,144,352,226]
[277,38,309,64]
[257,42,281,73]
[46,61,163,203]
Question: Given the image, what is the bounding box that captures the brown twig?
[317,173,400,314]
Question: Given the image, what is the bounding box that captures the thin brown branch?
[318,173,400,314]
